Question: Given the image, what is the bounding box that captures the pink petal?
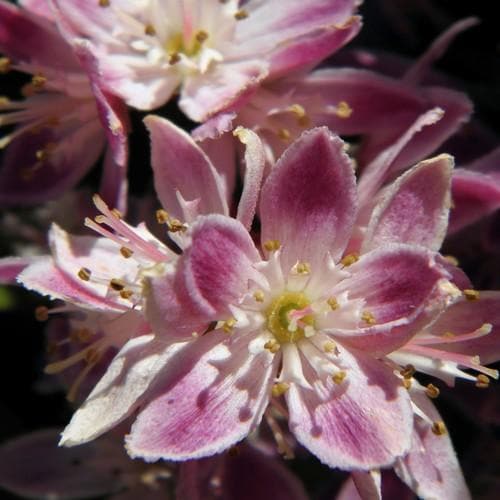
[126,330,274,461]
[60,335,186,446]
[19,0,55,21]
[260,128,357,270]
[99,147,128,216]
[363,154,453,252]
[286,345,413,469]
[394,385,471,500]
[145,116,228,221]
[0,256,34,284]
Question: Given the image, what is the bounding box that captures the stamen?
[323,340,337,353]
[195,30,209,43]
[109,278,126,291]
[31,74,47,90]
[425,383,440,398]
[234,9,248,20]
[340,253,359,266]
[327,297,339,310]
[335,101,353,118]
[119,290,134,300]
[463,289,480,301]
[431,421,447,436]
[272,382,290,397]
[98,0,110,7]
[253,290,265,302]
[0,57,11,73]
[156,209,169,224]
[111,208,122,219]
[77,267,92,281]
[222,317,237,334]
[402,378,412,389]
[168,52,181,65]
[144,24,156,36]
[400,364,416,379]
[361,310,376,325]
[263,240,281,252]
[264,339,280,354]
[294,262,311,275]
[120,246,134,258]
[277,128,291,141]
[332,370,347,384]
[476,374,490,388]
[443,255,459,266]
[35,306,49,322]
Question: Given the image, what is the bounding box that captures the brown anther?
[340,253,359,266]
[120,246,134,258]
[84,348,101,365]
[476,374,490,388]
[295,262,311,275]
[98,0,110,7]
[253,290,265,302]
[463,289,480,301]
[111,208,122,219]
[234,9,248,20]
[0,57,11,73]
[402,378,412,390]
[109,278,126,291]
[332,370,347,384]
[327,297,339,310]
[431,421,447,436]
[222,318,237,334]
[361,310,376,325]
[323,340,337,353]
[195,30,209,43]
[277,128,291,141]
[77,267,91,281]
[156,209,170,224]
[272,382,290,398]
[425,383,440,399]
[168,219,186,233]
[31,74,47,89]
[400,364,416,379]
[35,306,49,322]
[144,24,156,36]
[335,101,352,118]
[263,240,281,252]
[168,52,181,65]
[119,289,134,300]
[264,339,280,354]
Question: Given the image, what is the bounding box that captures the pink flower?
[0,0,128,207]
[51,0,361,121]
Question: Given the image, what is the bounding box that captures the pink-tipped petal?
[286,346,413,470]
[99,147,128,216]
[126,331,274,461]
[363,154,453,252]
[260,128,357,270]
[145,116,228,221]
[0,256,34,284]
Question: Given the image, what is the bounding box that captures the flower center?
[266,292,315,344]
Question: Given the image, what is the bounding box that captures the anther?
[119,290,134,300]
[0,57,11,73]
[111,208,122,219]
[463,289,480,301]
[168,52,181,65]
[327,297,339,310]
[156,209,169,224]
[98,0,110,7]
[77,267,92,281]
[272,382,290,397]
[75,328,92,343]
[361,310,376,325]
[335,101,352,118]
[431,421,447,436]
[109,278,126,291]
[263,240,281,252]
[222,318,237,334]
[400,364,416,379]
[120,246,134,258]
[295,262,311,275]
[254,290,265,302]
[425,383,440,399]
[264,339,280,354]
[168,218,186,233]
[35,306,49,322]
[84,348,101,365]
[332,370,347,384]
[476,374,490,388]
[340,253,359,266]
[443,255,459,266]
[35,143,56,162]
[195,30,209,43]
[31,74,47,89]
[323,340,337,353]
[95,215,106,223]
[277,128,291,141]
[234,9,248,20]
[443,331,455,338]
[402,378,412,390]
[144,24,156,36]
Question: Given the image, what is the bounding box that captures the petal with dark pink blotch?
[260,128,357,271]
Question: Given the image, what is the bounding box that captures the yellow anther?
[295,262,311,275]
[287,103,306,118]
[111,208,122,219]
[476,374,490,388]
[222,317,237,334]
[425,383,440,399]
[340,253,359,266]
[263,240,281,252]
[277,128,291,141]
[323,340,337,353]
[253,290,265,302]
[332,370,347,384]
[402,378,412,390]
[77,267,91,281]
[361,310,376,325]
[120,246,134,258]
[98,0,110,6]
[431,421,447,436]
[234,9,248,20]
[195,30,209,43]
[335,101,352,118]
[443,255,459,266]
[156,209,170,224]
[264,339,280,354]
[35,306,49,322]
[327,297,339,310]
[0,57,11,73]
[271,382,290,398]
[94,215,106,223]
[443,331,455,338]
[168,218,186,233]
[400,364,416,379]
[168,52,181,65]
[119,289,134,300]
[144,24,156,36]
[109,278,126,291]
[31,74,47,89]
[463,289,480,301]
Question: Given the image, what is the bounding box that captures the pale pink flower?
[51,0,361,121]
[0,0,128,207]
